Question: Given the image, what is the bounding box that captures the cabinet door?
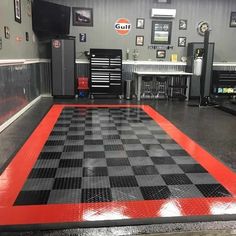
[52,40,63,96]
[63,39,75,96]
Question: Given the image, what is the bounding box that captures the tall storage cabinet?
[90,49,122,97]
[51,38,75,97]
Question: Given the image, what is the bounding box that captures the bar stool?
[141,76,155,99]
[155,76,168,99]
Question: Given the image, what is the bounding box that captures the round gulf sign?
[52,40,61,48]
[115,18,131,35]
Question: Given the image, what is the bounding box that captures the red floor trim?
[0,104,236,226]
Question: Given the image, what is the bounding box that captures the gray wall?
[0,0,39,59]
[47,0,236,62]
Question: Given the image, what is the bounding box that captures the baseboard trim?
[0,96,42,133]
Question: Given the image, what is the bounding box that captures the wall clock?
[197,21,209,36]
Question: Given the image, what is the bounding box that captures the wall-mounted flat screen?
[32,0,70,39]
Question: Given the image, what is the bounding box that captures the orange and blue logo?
[114,18,131,35]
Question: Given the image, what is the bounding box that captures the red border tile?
[0,104,236,226]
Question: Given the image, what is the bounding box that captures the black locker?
[51,38,75,97]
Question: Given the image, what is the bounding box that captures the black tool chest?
[90,49,122,98]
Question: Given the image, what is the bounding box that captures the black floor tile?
[38,152,61,160]
[28,168,57,178]
[66,135,84,140]
[126,150,148,157]
[50,131,68,136]
[121,139,141,144]
[167,150,189,156]
[104,145,124,151]
[84,152,105,159]
[59,159,82,168]
[110,176,138,187]
[140,186,171,200]
[14,190,51,205]
[84,140,103,145]
[63,145,83,152]
[69,127,85,131]
[102,135,120,140]
[162,174,193,185]
[196,184,232,197]
[179,164,208,173]
[132,165,158,175]
[53,177,81,189]
[83,167,108,177]
[81,188,112,203]
[137,134,155,139]
[151,156,176,165]
[45,140,65,146]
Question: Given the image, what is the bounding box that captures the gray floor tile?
[81,176,110,189]
[124,144,145,150]
[83,158,107,167]
[34,159,60,168]
[103,139,123,145]
[154,134,171,139]
[48,189,81,204]
[120,134,138,139]
[139,139,160,144]
[161,144,183,150]
[135,175,166,186]
[169,185,204,198]
[111,187,144,201]
[172,156,198,164]
[84,145,104,152]
[108,166,134,176]
[156,164,185,174]
[133,130,152,135]
[105,151,128,158]
[187,173,218,184]
[84,135,103,140]
[22,178,55,191]
[128,156,154,166]
[55,167,83,178]
[41,146,64,152]
[147,149,171,157]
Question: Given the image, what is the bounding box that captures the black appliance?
[32,0,70,39]
[186,42,215,98]
[212,70,236,96]
[90,49,122,98]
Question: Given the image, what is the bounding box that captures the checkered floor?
[14,107,231,206]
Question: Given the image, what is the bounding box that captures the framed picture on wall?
[230,12,236,27]
[151,21,172,44]
[156,50,166,59]
[72,7,93,26]
[79,33,86,42]
[4,26,10,39]
[136,35,144,46]
[178,37,187,47]
[14,0,21,23]
[179,19,187,30]
[136,18,145,29]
